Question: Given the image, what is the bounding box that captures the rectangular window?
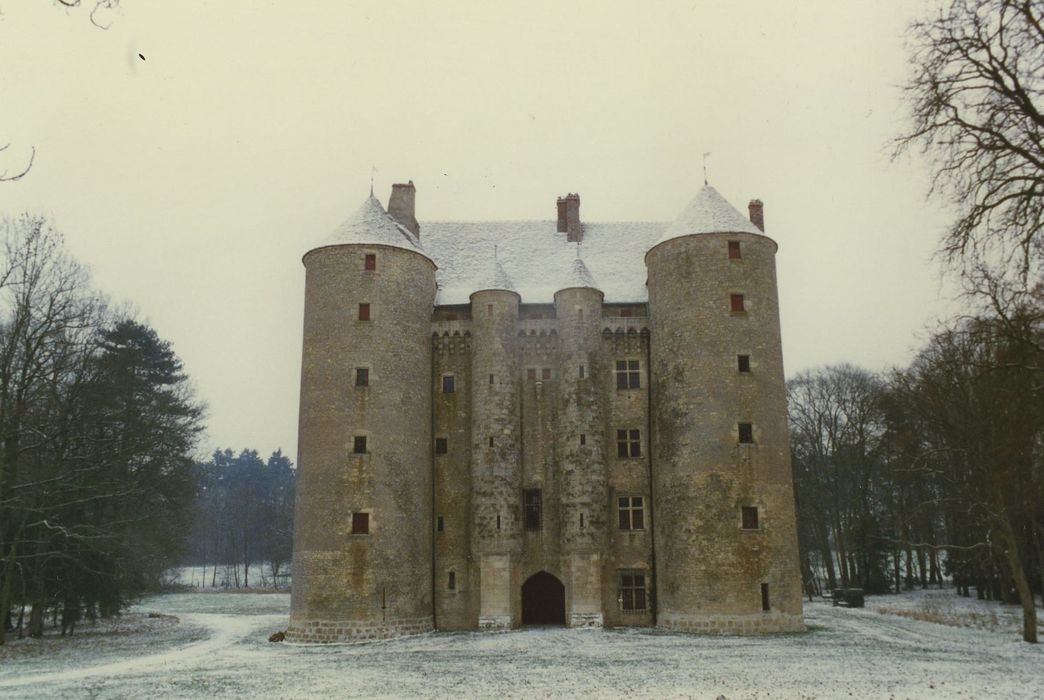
[579,364,585,379]
[618,496,645,530]
[742,506,759,530]
[435,437,448,454]
[541,368,551,380]
[353,436,367,454]
[488,436,494,447]
[448,571,456,590]
[728,241,741,259]
[524,489,542,530]
[496,514,501,530]
[358,303,371,320]
[615,360,641,389]
[527,368,537,381]
[617,429,641,458]
[364,253,376,270]
[442,375,455,393]
[351,512,369,534]
[436,516,444,532]
[445,312,459,321]
[528,312,544,320]
[579,433,586,446]
[738,355,751,373]
[355,367,369,386]
[738,423,754,444]
[577,308,584,321]
[761,583,771,611]
[620,308,633,318]
[489,373,494,385]
[620,571,647,613]
[730,294,745,313]
[580,513,585,528]
[487,303,493,317]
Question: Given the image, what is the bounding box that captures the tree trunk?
[28,601,44,639]
[997,516,1038,643]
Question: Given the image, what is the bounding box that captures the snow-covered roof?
[559,256,600,293]
[310,194,428,259]
[653,184,763,250]
[470,256,518,296]
[422,221,663,305]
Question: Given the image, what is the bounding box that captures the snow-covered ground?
[1,589,1041,699]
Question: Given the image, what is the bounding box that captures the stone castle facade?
[287,180,804,642]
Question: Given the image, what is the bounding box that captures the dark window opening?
[730,294,745,313]
[442,375,455,393]
[448,571,456,590]
[496,514,501,530]
[528,312,544,320]
[615,360,641,389]
[738,355,751,373]
[487,303,493,317]
[618,496,645,530]
[580,513,585,528]
[355,367,369,386]
[364,253,376,270]
[351,512,369,534]
[742,506,759,530]
[620,308,633,318]
[728,241,741,259]
[579,364,585,379]
[488,436,494,447]
[738,423,754,444]
[527,368,537,381]
[620,571,647,613]
[353,436,367,454]
[446,312,459,321]
[617,429,641,458]
[489,373,495,385]
[579,433,586,446]
[541,368,551,381]
[435,437,448,455]
[436,516,444,532]
[761,583,771,611]
[524,489,542,530]
[358,303,371,320]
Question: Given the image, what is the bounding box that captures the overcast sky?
[0,1,959,463]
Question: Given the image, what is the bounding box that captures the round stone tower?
[645,185,803,634]
[287,193,437,643]
[468,258,522,630]
[553,257,609,628]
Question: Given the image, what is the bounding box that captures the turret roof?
[653,184,762,249]
[470,255,517,296]
[558,256,600,292]
[311,194,428,258]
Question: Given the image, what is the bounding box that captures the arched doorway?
[521,571,565,626]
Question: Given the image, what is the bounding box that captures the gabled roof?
[653,184,762,250]
[558,256,600,293]
[470,255,518,296]
[310,194,428,259]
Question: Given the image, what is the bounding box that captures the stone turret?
[645,185,803,634]
[288,190,437,643]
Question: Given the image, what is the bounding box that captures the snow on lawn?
[1,589,1041,699]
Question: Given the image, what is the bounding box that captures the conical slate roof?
[470,255,517,296]
[558,256,600,292]
[310,194,428,257]
[652,184,762,250]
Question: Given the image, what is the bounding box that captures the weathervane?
[703,152,711,185]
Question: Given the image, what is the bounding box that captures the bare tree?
[895,0,1044,285]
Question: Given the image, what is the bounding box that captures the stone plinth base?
[478,615,512,631]
[285,616,433,644]
[569,612,603,628]
[657,611,804,635]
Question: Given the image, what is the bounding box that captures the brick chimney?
[748,199,764,232]
[556,193,582,242]
[388,181,420,237]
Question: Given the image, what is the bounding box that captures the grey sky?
[0,1,958,463]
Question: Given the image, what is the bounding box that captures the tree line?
[790,299,1043,644]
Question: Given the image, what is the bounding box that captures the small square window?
[442,375,455,393]
[738,355,751,373]
[353,436,367,454]
[738,423,754,444]
[435,437,448,454]
[541,368,551,381]
[728,241,741,259]
[355,367,369,386]
[741,506,759,530]
[436,516,444,532]
[527,368,537,381]
[730,294,745,313]
[351,512,369,534]
[358,303,371,320]
[364,253,376,270]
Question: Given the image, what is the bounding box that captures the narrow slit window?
[738,422,754,444]
[355,367,369,386]
[579,364,585,379]
[448,571,456,590]
[436,516,444,532]
[358,303,371,320]
[351,512,369,534]
[738,355,751,373]
[488,436,494,447]
[761,583,771,611]
[580,513,585,528]
[728,241,741,259]
[496,514,501,530]
[579,433,586,446]
[489,373,495,385]
[730,294,745,313]
[364,253,377,270]
[353,436,367,454]
[486,303,493,317]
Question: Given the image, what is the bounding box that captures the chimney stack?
[388,181,420,238]
[748,199,764,232]
[556,193,582,243]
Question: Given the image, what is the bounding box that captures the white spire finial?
[703,152,711,185]
[370,165,378,196]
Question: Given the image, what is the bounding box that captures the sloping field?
[0,590,1040,699]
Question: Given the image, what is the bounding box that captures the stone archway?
[521,571,565,626]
